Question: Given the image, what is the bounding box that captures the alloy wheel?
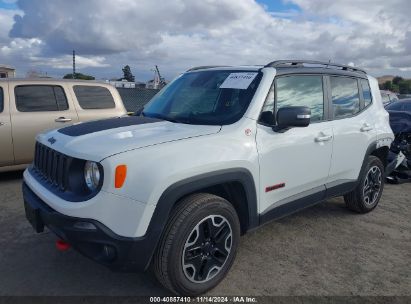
[363,165,382,206]
[182,215,232,283]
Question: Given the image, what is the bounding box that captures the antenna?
[326,59,331,69]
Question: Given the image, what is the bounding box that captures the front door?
[256,74,333,214]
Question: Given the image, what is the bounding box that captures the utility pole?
[72,50,76,79]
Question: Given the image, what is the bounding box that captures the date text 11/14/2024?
[149,296,258,303]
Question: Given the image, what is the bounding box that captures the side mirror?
[274,106,311,132]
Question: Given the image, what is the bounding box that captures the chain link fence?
[117,88,160,113]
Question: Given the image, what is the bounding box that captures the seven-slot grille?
[33,142,70,191]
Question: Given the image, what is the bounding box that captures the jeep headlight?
[84,161,101,191]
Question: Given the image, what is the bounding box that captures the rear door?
[69,84,126,121]
[0,82,14,166]
[326,76,377,183]
[10,83,79,164]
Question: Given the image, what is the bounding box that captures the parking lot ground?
[0,170,410,296]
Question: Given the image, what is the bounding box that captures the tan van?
[0,79,127,172]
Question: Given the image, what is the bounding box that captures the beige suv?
[0,79,127,172]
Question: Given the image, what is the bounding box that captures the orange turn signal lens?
[115,165,127,188]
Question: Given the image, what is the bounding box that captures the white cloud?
[29,55,109,69]
[0,0,410,79]
[0,8,20,43]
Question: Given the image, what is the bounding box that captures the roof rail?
[186,65,231,72]
[264,60,366,74]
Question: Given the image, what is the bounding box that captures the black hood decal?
[58,116,162,137]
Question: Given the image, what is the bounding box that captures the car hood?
[37,116,221,161]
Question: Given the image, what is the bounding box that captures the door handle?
[315,134,333,142]
[0,122,4,126]
[55,117,72,123]
[360,123,373,132]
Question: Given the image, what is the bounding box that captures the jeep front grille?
[33,142,70,191]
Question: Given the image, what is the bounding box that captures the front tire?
[153,193,240,296]
[344,155,385,213]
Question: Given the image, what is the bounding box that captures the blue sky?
[0,0,299,12]
[257,0,300,12]
[0,0,17,9]
[2,0,301,12]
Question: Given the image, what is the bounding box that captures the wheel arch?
[370,146,389,168]
[358,141,390,181]
[140,168,258,269]
[155,168,258,233]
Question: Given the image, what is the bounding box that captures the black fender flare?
[362,140,390,175]
[138,168,258,270]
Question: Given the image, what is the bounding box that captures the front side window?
[0,87,3,112]
[360,79,372,108]
[330,76,360,118]
[142,70,262,125]
[276,75,324,122]
[73,86,115,109]
[15,85,68,112]
[260,75,324,125]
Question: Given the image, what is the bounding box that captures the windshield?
[141,70,262,125]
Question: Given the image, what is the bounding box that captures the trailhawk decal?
[265,183,286,192]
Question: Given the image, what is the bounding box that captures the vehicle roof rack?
[264,60,366,74]
[186,65,231,72]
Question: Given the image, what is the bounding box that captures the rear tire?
[153,193,240,296]
[344,155,385,213]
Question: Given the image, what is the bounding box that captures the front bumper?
[22,182,155,271]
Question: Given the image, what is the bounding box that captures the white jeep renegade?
[23,60,394,295]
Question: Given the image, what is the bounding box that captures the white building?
[0,65,15,78]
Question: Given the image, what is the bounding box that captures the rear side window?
[0,87,3,113]
[360,79,372,108]
[330,76,360,119]
[276,75,324,122]
[73,86,115,109]
[15,85,69,112]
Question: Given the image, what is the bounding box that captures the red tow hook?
[56,239,71,251]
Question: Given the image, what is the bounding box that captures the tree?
[381,81,393,91]
[122,65,135,82]
[399,80,411,94]
[379,77,411,94]
[63,73,95,80]
[392,76,403,85]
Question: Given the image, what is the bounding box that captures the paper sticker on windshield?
[219,72,258,90]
